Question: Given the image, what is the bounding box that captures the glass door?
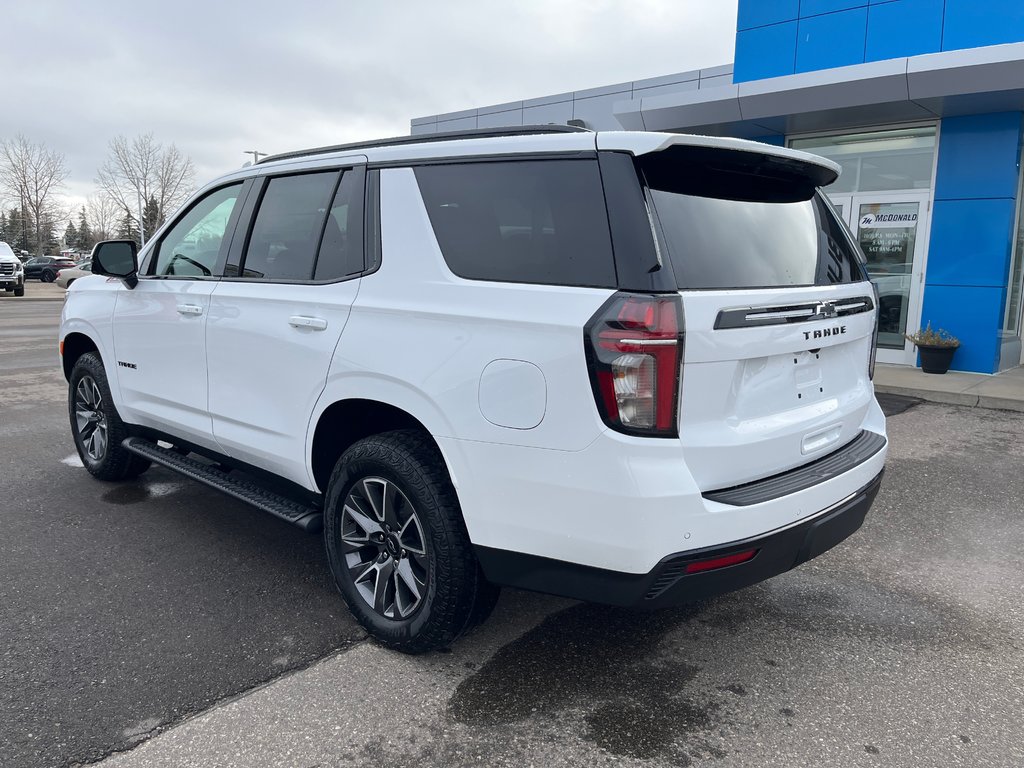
[828,191,931,365]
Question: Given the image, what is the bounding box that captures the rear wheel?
[323,430,498,653]
[41,269,55,283]
[68,352,151,481]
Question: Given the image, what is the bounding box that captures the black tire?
[68,352,151,481]
[323,429,498,653]
[66,278,76,287]
[13,285,24,296]
[41,269,55,283]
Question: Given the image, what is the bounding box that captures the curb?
[1,297,65,303]
[874,384,1024,413]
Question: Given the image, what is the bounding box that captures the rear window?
[414,160,616,288]
[643,149,866,290]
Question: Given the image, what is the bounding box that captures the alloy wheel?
[74,375,108,460]
[340,477,428,619]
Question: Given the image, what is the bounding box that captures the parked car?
[24,255,77,282]
[56,261,92,289]
[0,241,25,296]
[60,126,888,652]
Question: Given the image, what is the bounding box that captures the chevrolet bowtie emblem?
[813,301,838,319]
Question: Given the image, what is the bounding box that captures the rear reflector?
[684,549,758,574]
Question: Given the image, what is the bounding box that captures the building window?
[790,126,937,194]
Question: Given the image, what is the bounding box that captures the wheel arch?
[309,398,453,495]
[61,331,100,382]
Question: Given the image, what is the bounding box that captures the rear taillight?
[584,292,683,437]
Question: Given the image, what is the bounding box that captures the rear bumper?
[476,471,883,608]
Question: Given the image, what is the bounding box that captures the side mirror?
[91,240,139,289]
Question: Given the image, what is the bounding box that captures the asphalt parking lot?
[2,294,1022,768]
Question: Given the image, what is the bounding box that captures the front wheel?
[323,430,498,653]
[68,352,151,481]
[13,285,24,296]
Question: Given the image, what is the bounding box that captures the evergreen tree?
[117,212,138,244]
[76,206,93,249]
[8,207,32,253]
[64,220,78,250]
[43,215,60,254]
[142,194,160,244]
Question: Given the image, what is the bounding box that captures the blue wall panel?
[800,0,867,17]
[921,113,1024,372]
[795,8,868,73]
[734,22,798,81]
[865,0,944,61]
[925,199,1018,287]
[918,285,1005,373]
[942,0,1024,51]
[737,0,799,30]
[933,113,1024,201]
[736,0,1024,80]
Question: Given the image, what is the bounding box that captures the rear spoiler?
[597,132,840,202]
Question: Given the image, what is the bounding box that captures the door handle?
[177,304,204,316]
[289,315,328,331]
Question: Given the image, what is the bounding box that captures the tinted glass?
[414,160,616,287]
[313,170,363,281]
[241,172,338,280]
[154,184,242,276]
[650,191,865,289]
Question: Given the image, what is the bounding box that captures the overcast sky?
[2,0,737,212]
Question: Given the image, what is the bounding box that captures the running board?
[122,437,323,533]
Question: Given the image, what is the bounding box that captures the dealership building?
[412,1,1024,373]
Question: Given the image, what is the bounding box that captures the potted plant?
[905,322,960,374]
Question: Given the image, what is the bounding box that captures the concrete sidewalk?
[874,362,1024,412]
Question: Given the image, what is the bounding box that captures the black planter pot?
[917,344,958,374]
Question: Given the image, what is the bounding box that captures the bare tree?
[0,135,69,255]
[96,134,195,243]
[86,193,121,242]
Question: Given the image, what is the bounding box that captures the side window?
[240,171,338,281]
[153,183,243,276]
[413,160,616,288]
[313,170,364,281]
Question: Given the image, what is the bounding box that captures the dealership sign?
[859,212,918,228]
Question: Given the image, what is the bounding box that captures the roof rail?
[257,124,592,164]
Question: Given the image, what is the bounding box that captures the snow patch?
[145,482,183,498]
[61,454,84,468]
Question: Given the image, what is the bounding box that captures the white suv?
[60,127,887,652]
[0,241,26,296]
